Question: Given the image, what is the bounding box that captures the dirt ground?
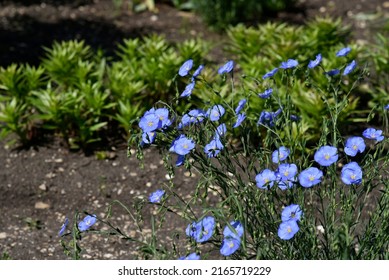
[0,0,388,259]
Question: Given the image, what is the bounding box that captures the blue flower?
[344,136,366,157]
[223,221,244,239]
[272,146,290,163]
[179,109,206,128]
[257,109,281,127]
[204,137,224,158]
[216,123,227,138]
[281,204,303,222]
[149,189,165,203]
[235,99,247,114]
[179,59,193,76]
[78,215,97,232]
[233,113,246,128]
[139,111,161,133]
[325,69,340,76]
[220,237,241,256]
[276,163,298,181]
[278,220,299,240]
[169,135,195,155]
[362,128,384,142]
[179,252,200,260]
[308,53,322,69]
[58,217,69,237]
[180,81,195,98]
[176,155,185,167]
[298,167,323,188]
[192,64,204,80]
[278,180,294,190]
[336,47,351,57]
[262,68,278,79]
[255,169,277,189]
[314,145,338,167]
[258,88,273,99]
[207,105,225,121]
[385,104,389,110]
[186,216,216,243]
[341,162,363,185]
[141,131,156,144]
[343,60,357,76]
[218,60,234,74]
[154,108,171,128]
[280,59,298,69]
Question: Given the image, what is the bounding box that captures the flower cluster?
[139,108,172,144]
[278,204,302,240]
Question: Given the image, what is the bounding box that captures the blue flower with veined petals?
[139,112,161,133]
[179,59,193,76]
[308,53,322,69]
[180,81,195,98]
[344,136,366,157]
[256,169,277,189]
[235,99,247,114]
[207,105,225,121]
[277,163,298,181]
[262,68,278,79]
[154,108,171,128]
[281,204,303,222]
[149,189,165,203]
[169,135,195,155]
[343,60,357,76]
[314,145,338,167]
[280,59,298,69]
[362,128,384,142]
[326,69,340,76]
[58,217,69,236]
[223,221,244,239]
[220,237,240,256]
[278,220,299,240]
[233,113,246,128]
[218,60,234,74]
[78,215,97,232]
[178,252,200,260]
[204,137,224,158]
[298,167,323,188]
[341,162,362,185]
[258,88,273,99]
[336,47,351,57]
[272,146,290,163]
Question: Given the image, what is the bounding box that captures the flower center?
[352,145,357,150]
[228,241,235,248]
[284,171,289,177]
[287,227,292,233]
[183,144,188,149]
[351,174,356,180]
[147,121,154,127]
[324,154,330,160]
[309,175,315,181]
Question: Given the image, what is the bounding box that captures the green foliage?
[0,36,209,148]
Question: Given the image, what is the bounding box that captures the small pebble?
[35,202,50,209]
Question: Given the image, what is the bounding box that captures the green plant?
[192,0,296,30]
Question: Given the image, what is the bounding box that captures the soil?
[0,0,388,260]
